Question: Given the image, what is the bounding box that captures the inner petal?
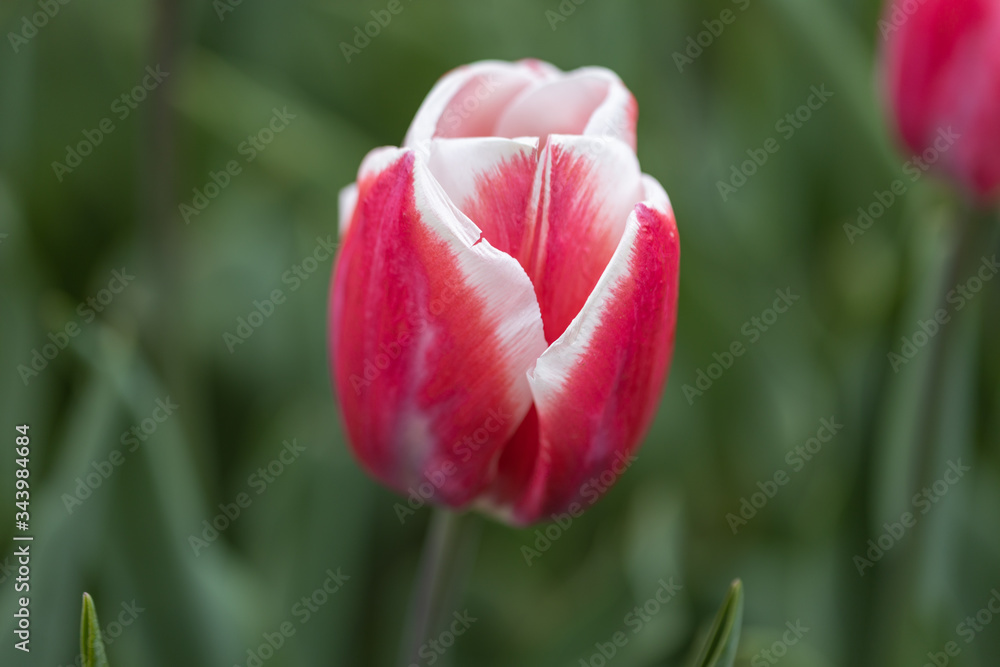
[425,135,643,344]
[405,61,556,148]
[518,135,644,343]
[494,72,612,143]
[425,137,540,261]
[433,70,539,140]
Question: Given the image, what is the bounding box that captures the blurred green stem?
[869,204,997,663]
[399,509,480,667]
[911,204,991,493]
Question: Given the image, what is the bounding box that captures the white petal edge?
[580,67,638,151]
[409,149,550,402]
[526,133,644,270]
[338,183,358,238]
[425,136,539,210]
[403,61,554,148]
[528,173,675,399]
[340,146,414,238]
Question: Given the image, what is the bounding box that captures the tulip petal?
[929,12,1000,198]
[882,0,1000,198]
[494,68,638,151]
[421,134,644,344]
[404,61,553,149]
[883,0,988,151]
[330,147,548,507]
[338,183,358,237]
[424,137,540,260]
[519,134,644,343]
[484,176,680,525]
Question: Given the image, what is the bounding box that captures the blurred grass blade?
[81,593,110,667]
[692,579,744,667]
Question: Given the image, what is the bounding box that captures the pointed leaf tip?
[692,578,744,667]
[81,592,111,667]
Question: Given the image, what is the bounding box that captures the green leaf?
[81,593,111,667]
[692,579,744,667]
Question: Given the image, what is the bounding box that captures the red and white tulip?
[329,60,680,526]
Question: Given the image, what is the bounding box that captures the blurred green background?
[1,0,998,665]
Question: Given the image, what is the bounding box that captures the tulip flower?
[329,60,679,526]
[880,0,1000,200]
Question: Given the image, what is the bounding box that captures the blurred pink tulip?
[881,0,1000,200]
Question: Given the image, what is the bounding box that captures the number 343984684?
[15,425,30,528]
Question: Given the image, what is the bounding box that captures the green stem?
[911,204,990,498]
[887,207,991,615]
[399,509,480,667]
[871,203,997,663]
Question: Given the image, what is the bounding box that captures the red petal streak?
[485,181,680,525]
[330,150,546,507]
[425,138,539,261]
[520,135,643,343]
